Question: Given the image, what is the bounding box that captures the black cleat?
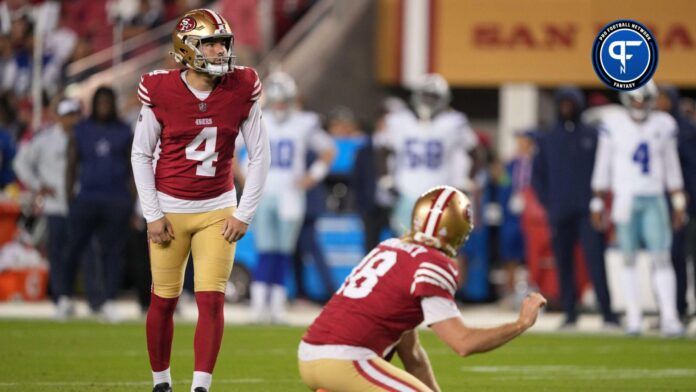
[193,388,207,392]
[153,382,172,392]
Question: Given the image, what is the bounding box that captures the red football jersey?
[303,238,460,357]
[137,67,261,200]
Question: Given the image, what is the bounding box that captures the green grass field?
[1,320,695,391]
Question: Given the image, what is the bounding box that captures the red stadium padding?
[521,188,592,304]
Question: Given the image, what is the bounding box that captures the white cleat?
[661,321,685,338]
[54,296,75,321]
[99,301,121,324]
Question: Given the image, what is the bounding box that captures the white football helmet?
[619,80,658,121]
[410,73,451,121]
[264,71,298,121]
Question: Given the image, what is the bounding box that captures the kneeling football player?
[298,186,546,391]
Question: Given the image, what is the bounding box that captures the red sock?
[194,291,225,373]
[146,293,179,372]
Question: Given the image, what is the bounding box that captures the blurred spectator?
[58,86,134,322]
[2,14,34,96]
[325,106,366,212]
[0,97,16,188]
[12,98,80,312]
[125,201,151,314]
[497,131,536,306]
[658,85,696,322]
[42,5,78,95]
[351,125,390,253]
[532,87,618,329]
[219,0,262,64]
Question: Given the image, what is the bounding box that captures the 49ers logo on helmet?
[176,17,196,32]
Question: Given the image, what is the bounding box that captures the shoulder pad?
[138,69,175,107]
[233,66,262,102]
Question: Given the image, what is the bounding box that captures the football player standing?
[131,9,270,392]
[376,74,478,235]
[244,71,336,324]
[591,81,686,337]
[298,186,546,391]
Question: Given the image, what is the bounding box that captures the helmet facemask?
[178,35,235,76]
[620,81,658,122]
[410,74,451,122]
[264,72,298,122]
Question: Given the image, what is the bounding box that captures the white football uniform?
[380,109,477,234]
[591,108,684,335]
[591,109,683,223]
[383,109,477,197]
[252,110,334,252]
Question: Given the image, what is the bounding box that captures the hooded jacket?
[532,87,598,223]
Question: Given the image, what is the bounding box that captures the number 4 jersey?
[302,238,460,358]
[131,67,270,223]
[591,109,683,223]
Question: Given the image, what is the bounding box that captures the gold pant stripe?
[298,357,433,392]
[149,207,237,298]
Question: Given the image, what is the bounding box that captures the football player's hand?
[38,185,55,197]
[590,211,607,231]
[221,216,248,243]
[672,209,687,231]
[297,175,317,190]
[147,217,175,244]
[517,293,547,330]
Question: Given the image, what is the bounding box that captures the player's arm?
[589,125,612,231]
[225,101,270,241]
[395,329,441,392]
[301,123,336,189]
[429,293,546,357]
[131,105,174,244]
[13,139,46,195]
[664,124,687,229]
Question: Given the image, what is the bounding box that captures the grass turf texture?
[0,320,695,391]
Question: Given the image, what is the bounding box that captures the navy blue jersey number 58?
[405,139,443,169]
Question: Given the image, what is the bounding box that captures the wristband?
[589,197,604,213]
[671,192,687,211]
[308,160,330,182]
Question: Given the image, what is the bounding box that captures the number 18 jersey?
[302,238,460,358]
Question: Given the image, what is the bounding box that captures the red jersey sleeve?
[233,66,262,103]
[410,254,459,300]
[138,72,159,107]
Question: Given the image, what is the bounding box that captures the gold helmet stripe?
[423,187,456,236]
